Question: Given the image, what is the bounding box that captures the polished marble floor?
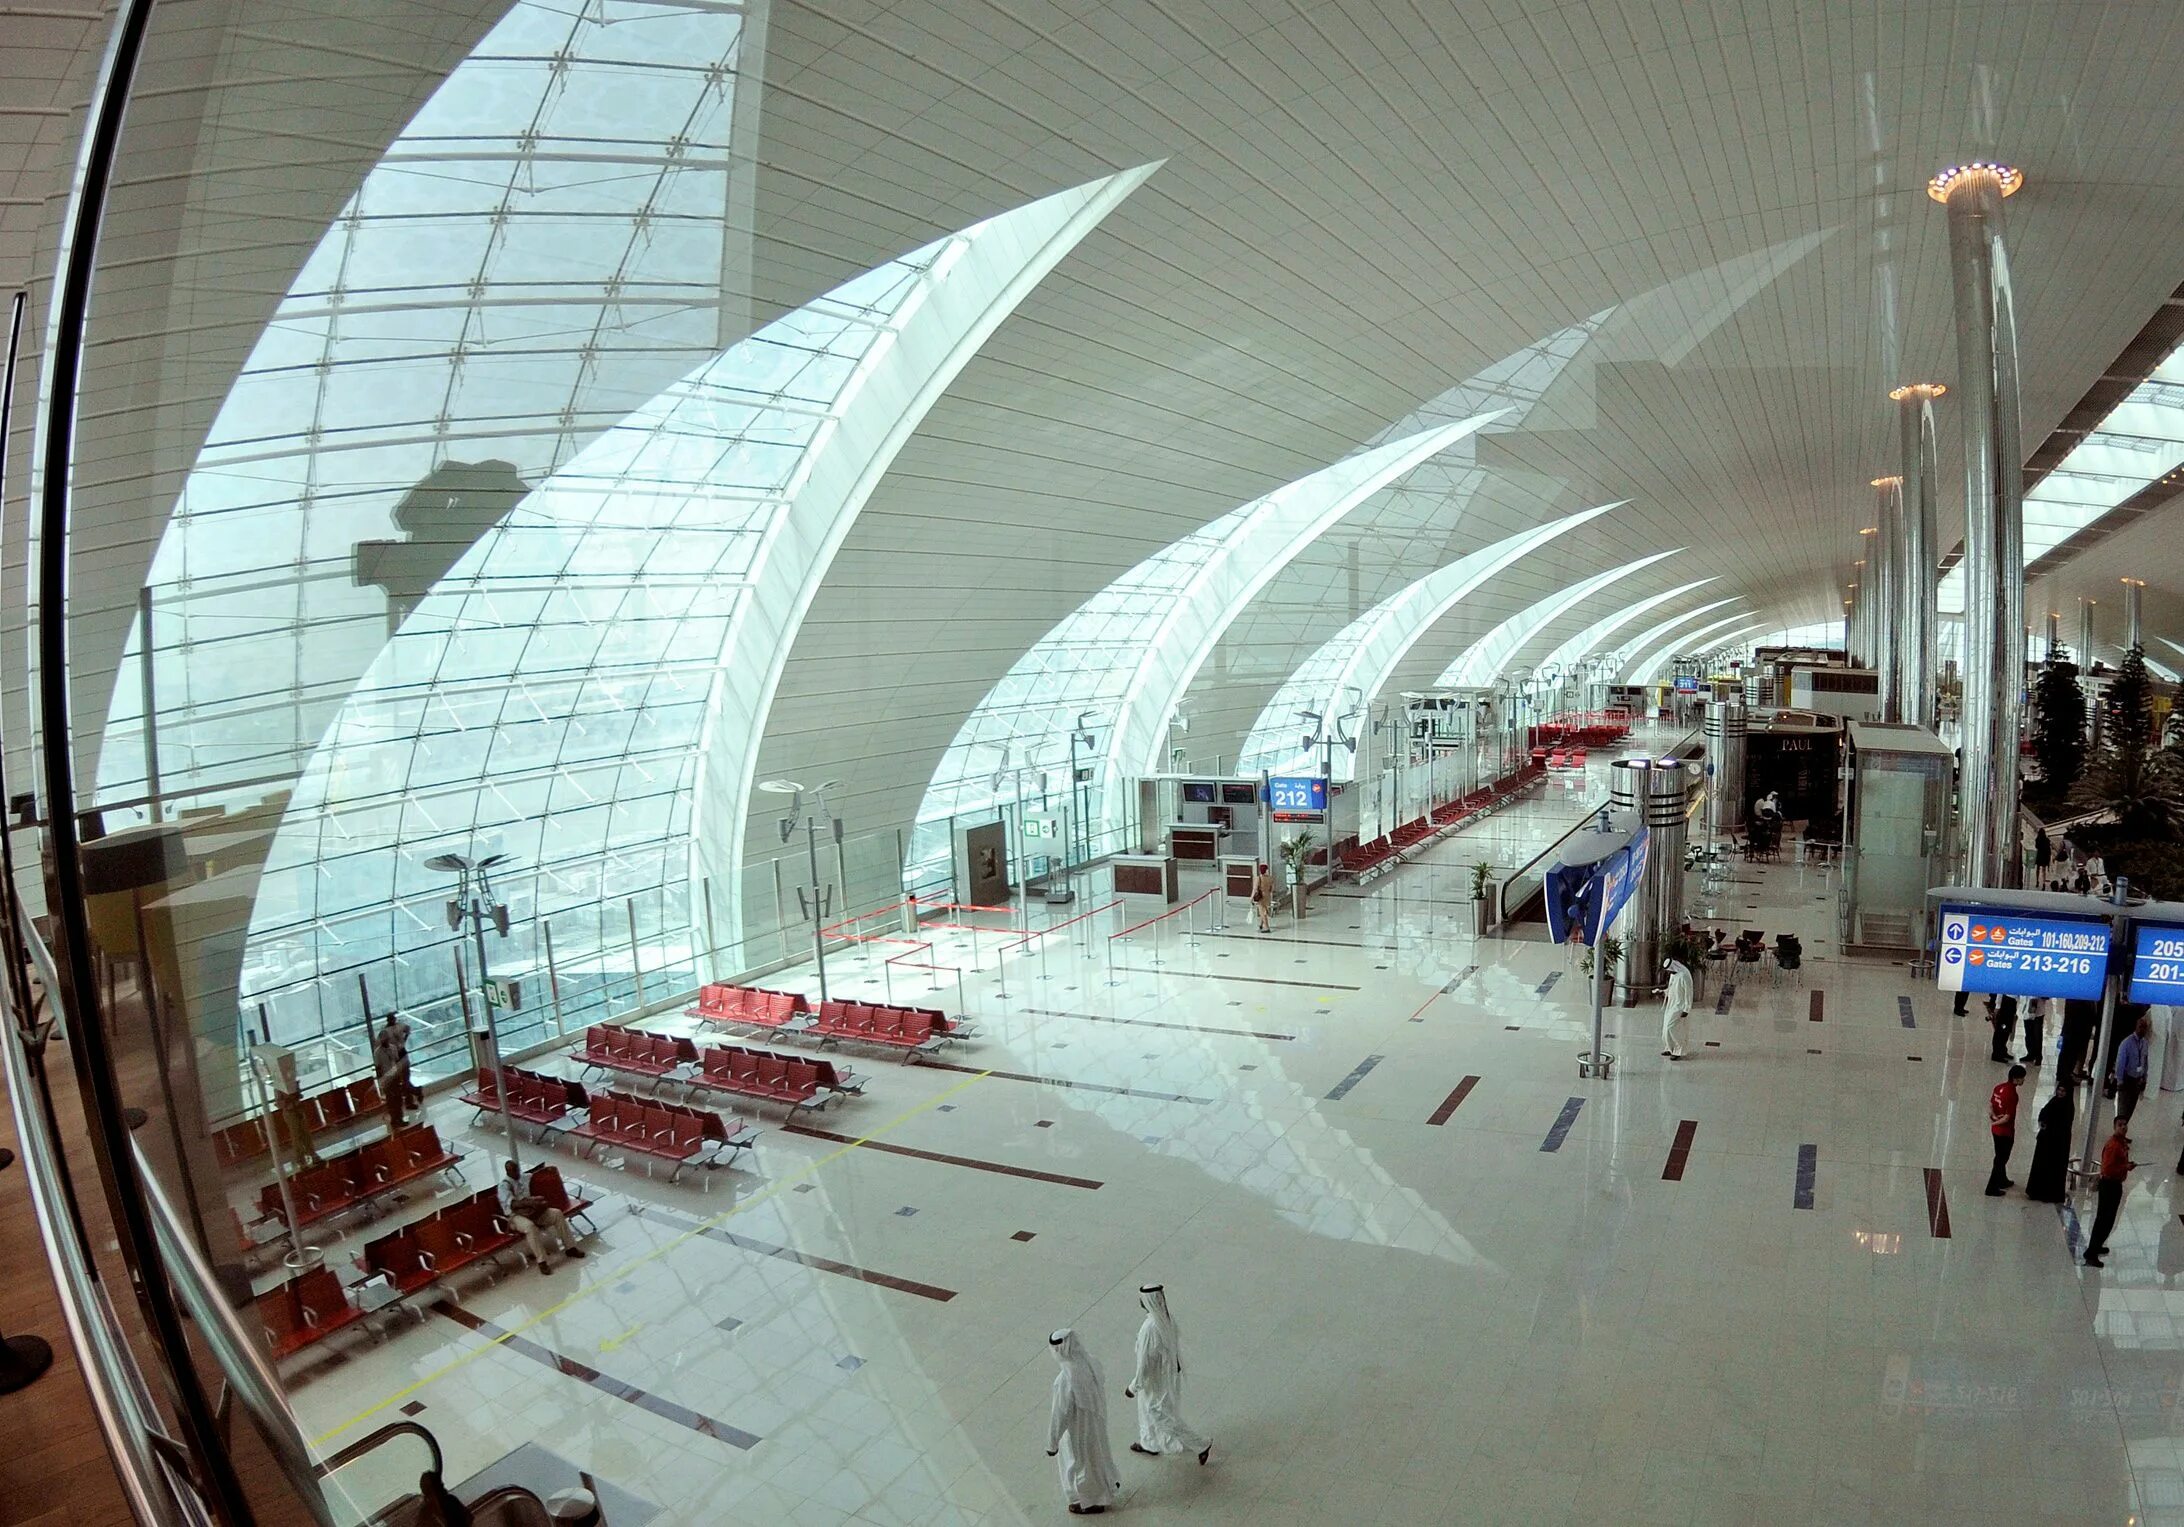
[278,740,2182,1525]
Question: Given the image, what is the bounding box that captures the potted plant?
[1469,860,1494,937]
[1280,831,1316,920]
[1578,933,1627,999]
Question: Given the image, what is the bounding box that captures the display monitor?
[1220,782,1259,805]
[1935,904,2111,1001]
[1180,781,1217,803]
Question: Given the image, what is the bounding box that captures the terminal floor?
[284,784,2176,1526]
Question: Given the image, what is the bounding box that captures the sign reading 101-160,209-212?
[1936,905,2111,1001]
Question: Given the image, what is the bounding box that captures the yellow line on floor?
[310,1066,994,1446]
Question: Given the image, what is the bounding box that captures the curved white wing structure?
[1237,504,1623,779]
[1626,612,1764,684]
[1435,550,1681,688]
[1540,578,1719,674]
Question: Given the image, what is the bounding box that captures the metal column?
[1936,160,2026,891]
[1704,682,1747,837]
[1892,383,1945,727]
[2079,597,2097,671]
[2124,577,2145,652]
[1873,479,1904,720]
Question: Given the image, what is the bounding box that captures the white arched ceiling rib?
[1238,504,1622,780]
[1540,577,1719,675]
[1749,621,1845,649]
[99,0,755,807]
[1435,550,1682,688]
[236,169,1151,1027]
[1627,612,1765,685]
[695,167,1158,944]
[903,411,1502,877]
[1605,598,1743,682]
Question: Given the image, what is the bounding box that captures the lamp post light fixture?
[759,780,843,1002]
[424,850,522,1173]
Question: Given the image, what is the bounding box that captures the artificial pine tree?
[2028,645,2086,801]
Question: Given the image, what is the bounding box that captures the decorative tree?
[2079,642,2180,839]
[2106,642,2155,756]
[2028,645,2087,799]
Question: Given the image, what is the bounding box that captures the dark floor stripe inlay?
[1427,1076,1479,1126]
[435,1303,763,1449]
[1540,1096,1585,1152]
[1809,990,1824,1023]
[1662,1119,1698,1181]
[1923,1167,1952,1238]
[1111,965,1358,992]
[1535,971,1562,997]
[1440,963,1480,995]
[1714,982,1737,1015]
[1794,1144,1818,1210]
[783,1124,1101,1190]
[1324,1053,1385,1102]
[920,1060,1211,1104]
[1022,1006,1294,1042]
[1898,996,1917,1028]
[644,1205,957,1302]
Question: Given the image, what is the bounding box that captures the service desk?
[1220,855,1259,898]
[1168,823,1227,862]
[1112,854,1179,902]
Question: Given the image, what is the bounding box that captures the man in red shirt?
[1984,1065,2024,1196]
[2084,1116,2135,1268]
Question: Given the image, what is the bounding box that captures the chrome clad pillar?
[1873,479,1904,720]
[1704,680,1747,837]
[2079,597,2097,671]
[1936,160,2026,890]
[2046,610,2060,663]
[1633,758,1690,989]
[1892,383,1945,726]
[2125,577,2145,651]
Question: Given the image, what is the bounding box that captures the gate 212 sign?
[1936,906,2111,1001]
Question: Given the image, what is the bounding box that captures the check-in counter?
[1169,823,1227,862]
[1112,854,1179,902]
[1221,855,1258,898]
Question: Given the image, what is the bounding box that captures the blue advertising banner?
[1545,829,1650,948]
[2127,923,2184,1004]
[1936,905,2111,1000]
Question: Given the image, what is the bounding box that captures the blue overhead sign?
[1545,828,1650,949]
[2128,923,2184,1005]
[1267,776,1326,814]
[1936,905,2111,1001]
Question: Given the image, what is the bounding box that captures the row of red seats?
[459,1064,586,1128]
[362,1187,523,1300]
[252,1265,370,1359]
[691,1044,856,1113]
[579,1024,696,1082]
[572,1090,755,1183]
[1545,747,1590,769]
[689,984,807,1028]
[808,997,952,1053]
[213,1074,385,1168]
[253,1124,464,1232]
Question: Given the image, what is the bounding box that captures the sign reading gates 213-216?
[1936,905,2111,1000]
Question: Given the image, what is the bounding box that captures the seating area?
[252,1124,465,1234]
[576,1024,698,1085]
[807,997,959,1055]
[212,1074,385,1169]
[1529,710,1632,751]
[252,1264,372,1360]
[689,983,808,1029]
[1330,763,1549,881]
[688,1043,858,1114]
[360,1187,526,1304]
[571,1090,757,1182]
[458,1065,586,1130]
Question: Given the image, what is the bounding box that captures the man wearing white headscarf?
[1124,1284,1212,1465]
[1046,1329,1121,1515]
[1659,958,1694,1061]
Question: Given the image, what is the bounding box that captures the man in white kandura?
[1660,957,1694,1061]
[1047,1328,1122,1515]
[1125,1284,1212,1466]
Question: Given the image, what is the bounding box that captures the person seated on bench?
[498,1159,587,1277]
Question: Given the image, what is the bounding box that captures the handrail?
[315,1419,443,1480]
[132,1137,346,1527]
[0,968,197,1526]
[1108,887,1216,941]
